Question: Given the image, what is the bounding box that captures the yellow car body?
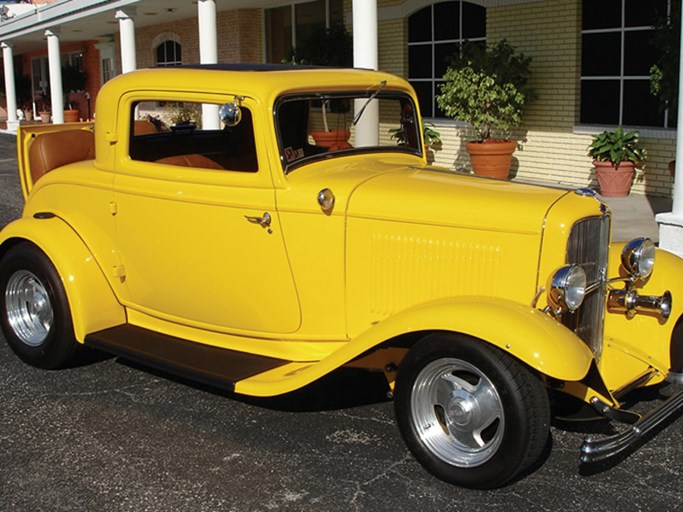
[2,65,681,488]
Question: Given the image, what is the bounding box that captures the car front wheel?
[0,242,76,369]
[394,333,550,489]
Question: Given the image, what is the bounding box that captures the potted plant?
[389,120,442,162]
[389,120,441,146]
[436,40,533,179]
[62,63,86,122]
[288,23,354,150]
[38,103,51,123]
[36,89,51,123]
[167,102,201,133]
[587,127,646,197]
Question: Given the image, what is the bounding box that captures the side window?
[128,100,258,173]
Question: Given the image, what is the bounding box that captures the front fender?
[236,296,594,397]
[0,217,125,341]
[603,244,683,380]
[360,296,594,381]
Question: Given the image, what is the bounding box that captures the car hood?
[346,165,571,235]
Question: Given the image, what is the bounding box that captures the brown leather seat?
[28,130,95,185]
[155,154,224,169]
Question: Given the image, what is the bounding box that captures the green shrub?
[436,40,533,141]
[587,127,647,166]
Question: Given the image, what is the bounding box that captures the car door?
[111,93,301,335]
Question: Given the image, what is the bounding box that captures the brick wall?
[484,0,674,196]
[121,8,263,71]
[379,18,406,77]
[48,0,672,196]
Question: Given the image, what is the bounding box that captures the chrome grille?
[562,215,610,359]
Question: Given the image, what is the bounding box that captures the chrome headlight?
[621,237,655,279]
[547,264,587,313]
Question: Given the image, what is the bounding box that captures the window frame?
[119,92,265,183]
[155,40,182,68]
[580,0,672,128]
[274,90,424,174]
[407,1,486,119]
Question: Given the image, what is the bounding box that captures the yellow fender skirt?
[237,296,594,397]
[0,217,126,341]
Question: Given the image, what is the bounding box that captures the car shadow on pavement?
[116,356,392,412]
[62,345,116,368]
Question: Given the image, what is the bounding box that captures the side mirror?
[219,99,242,127]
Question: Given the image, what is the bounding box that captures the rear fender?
[0,217,125,342]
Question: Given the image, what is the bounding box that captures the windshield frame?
[274,89,423,174]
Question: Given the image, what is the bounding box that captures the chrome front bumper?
[580,386,683,463]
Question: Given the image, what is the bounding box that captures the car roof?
[99,64,415,106]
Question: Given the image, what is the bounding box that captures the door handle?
[244,212,272,228]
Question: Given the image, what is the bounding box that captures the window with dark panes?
[156,41,181,67]
[580,0,672,127]
[265,0,345,63]
[408,1,486,118]
[295,0,325,50]
[266,6,293,64]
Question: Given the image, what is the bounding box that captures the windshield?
[275,91,422,172]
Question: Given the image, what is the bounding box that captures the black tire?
[670,320,683,375]
[0,242,77,369]
[394,333,550,489]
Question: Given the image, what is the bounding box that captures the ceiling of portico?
[0,0,289,52]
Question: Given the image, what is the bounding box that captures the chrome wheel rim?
[410,357,505,467]
[5,270,53,347]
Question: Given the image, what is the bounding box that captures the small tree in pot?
[436,40,533,178]
[587,127,647,197]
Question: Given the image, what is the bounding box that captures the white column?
[657,4,683,257]
[45,29,64,124]
[198,0,219,129]
[352,0,379,147]
[116,8,137,74]
[1,43,19,131]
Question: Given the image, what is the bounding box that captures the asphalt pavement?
[0,132,681,511]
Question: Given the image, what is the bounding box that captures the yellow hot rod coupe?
[1,64,681,489]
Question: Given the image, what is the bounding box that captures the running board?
[580,388,683,463]
[85,325,290,392]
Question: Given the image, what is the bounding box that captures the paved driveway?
[0,133,680,511]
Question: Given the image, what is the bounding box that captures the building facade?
[0,0,678,199]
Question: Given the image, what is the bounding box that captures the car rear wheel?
[0,242,76,369]
[394,333,550,489]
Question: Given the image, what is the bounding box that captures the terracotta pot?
[593,161,635,197]
[466,140,517,179]
[63,109,80,122]
[310,130,352,151]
